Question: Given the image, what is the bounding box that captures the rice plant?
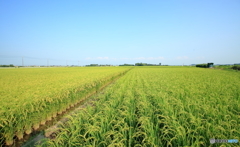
[41,67,240,147]
[0,67,130,145]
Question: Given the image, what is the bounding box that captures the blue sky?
[0,0,240,66]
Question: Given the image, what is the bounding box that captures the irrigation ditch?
[5,68,132,147]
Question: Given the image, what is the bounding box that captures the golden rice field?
[0,67,130,146]
[40,67,240,147]
[0,67,239,146]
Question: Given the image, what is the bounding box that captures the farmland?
[40,67,240,147]
[1,67,239,146]
[0,67,131,146]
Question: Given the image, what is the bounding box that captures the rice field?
[0,67,130,145]
[40,67,240,147]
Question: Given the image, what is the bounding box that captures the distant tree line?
[119,63,167,66]
[0,64,14,67]
[85,64,98,66]
[86,64,112,67]
[134,63,167,66]
[232,65,240,70]
[196,63,214,68]
[196,64,208,68]
[119,64,134,66]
